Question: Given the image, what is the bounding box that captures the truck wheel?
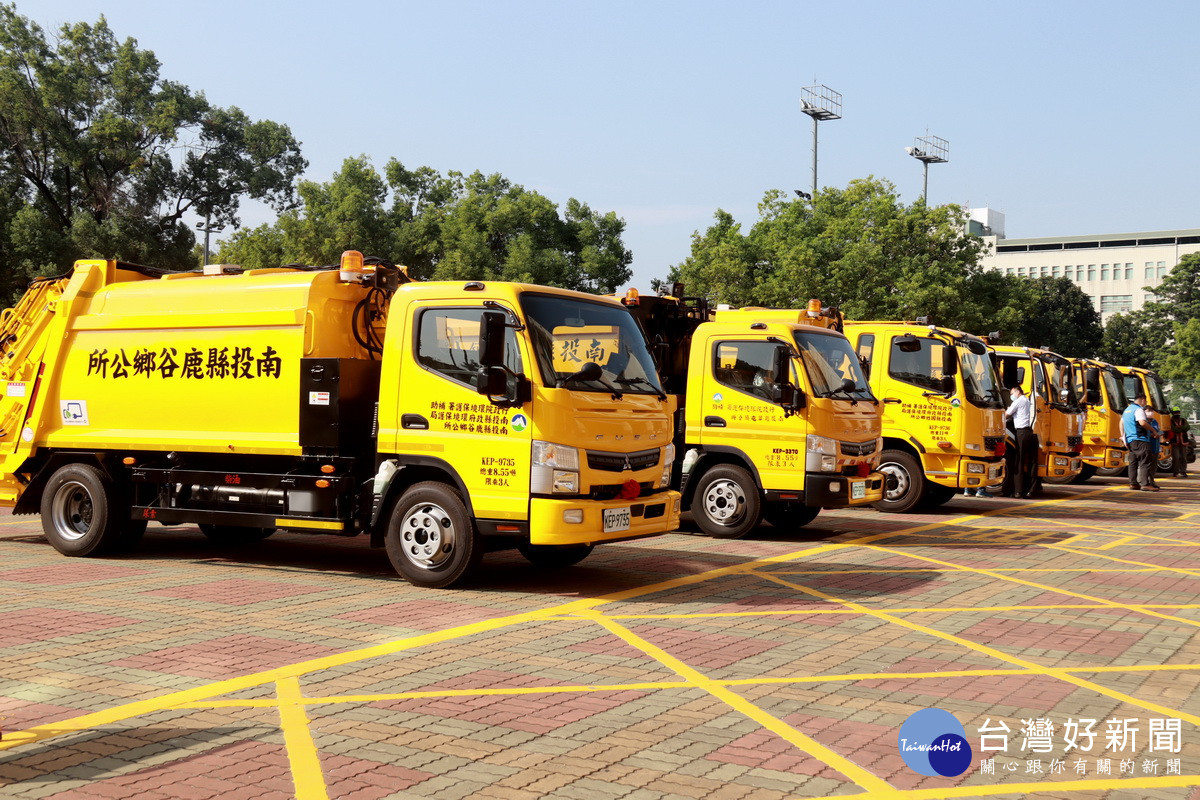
[198,524,275,544]
[692,465,762,538]
[1071,463,1098,484]
[385,482,481,588]
[40,463,127,556]
[762,502,819,532]
[1158,454,1174,475]
[517,543,594,568]
[872,449,925,513]
[918,483,958,510]
[1095,465,1127,478]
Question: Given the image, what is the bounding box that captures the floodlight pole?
[809,116,819,200]
[905,135,949,204]
[799,85,842,201]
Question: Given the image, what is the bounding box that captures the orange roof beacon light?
[806,299,822,318]
[623,288,640,307]
[339,250,365,284]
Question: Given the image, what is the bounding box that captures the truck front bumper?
[800,471,885,507]
[1039,452,1083,479]
[529,491,681,546]
[956,457,1005,490]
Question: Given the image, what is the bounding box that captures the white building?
[972,208,1200,322]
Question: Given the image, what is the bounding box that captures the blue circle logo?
[898,709,973,776]
[511,414,528,432]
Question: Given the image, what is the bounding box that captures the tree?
[219,158,633,293]
[1099,309,1170,368]
[1009,276,1103,358]
[668,178,997,331]
[1153,252,1200,324]
[0,5,305,301]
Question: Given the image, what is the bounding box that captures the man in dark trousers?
[1168,407,1190,478]
[1123,392,1161,491]
[1005,384,1037,498]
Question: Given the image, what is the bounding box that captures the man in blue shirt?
[1123,392,1161,492]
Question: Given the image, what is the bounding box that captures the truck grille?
[587,448,660,472]
[590,482,657,501]
[840,440,877,457]
[984,436,1004,451]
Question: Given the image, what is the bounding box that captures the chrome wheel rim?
[703,478,747,526]
[879,461,911,502]
[51,481,94,542]
[399,502,456,569]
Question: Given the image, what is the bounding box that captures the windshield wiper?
[560,362,623,400]
[615,376,667,401]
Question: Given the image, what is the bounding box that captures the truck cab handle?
[401,414,429,430]
[704,416,727,428]
[883,397,903,404]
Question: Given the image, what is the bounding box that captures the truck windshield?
[958,345,1005,408]
[1104,369,1128,411]
[1044,359,1081,410]
[521,293,665,396]
[793,330,873,399]
[1146,374,1170,414]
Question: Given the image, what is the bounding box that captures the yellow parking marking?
[814,773,1200,799]
[577,602,1200,620]
[581,609,899,796]
[755,571,1200,727]
[175,661,1200,710]
[1047,545,1200,578]
[276,677,328,800]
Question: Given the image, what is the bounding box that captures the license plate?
[603,507,631,533]
[851,480,866,500]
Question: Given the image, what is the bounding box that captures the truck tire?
[762,502,819,532]
[517,543,594,568]
[872,449,925,513]
[1072,463,1098,484]
[918,483,958,510]
[692,464,762,538]
[198,524,275,544]
[40,463,129,556]
[1157,454,1174,475]
[385,481,481,588]
[1095,465,1127,478]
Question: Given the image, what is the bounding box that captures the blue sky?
[25,0,1200,288]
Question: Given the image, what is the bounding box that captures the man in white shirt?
[1005,385,1037,498]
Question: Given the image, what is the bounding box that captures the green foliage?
[0,4,305,302]
[1162,318,1200,381]
[218,157,632,293]
[1153,252,1200,324]
[1099,310,1170,369]
[1007,276,1103,358]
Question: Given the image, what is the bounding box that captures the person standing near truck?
[1005,384,1037,498]
[1168,407,1191,478]
[1123,392,1162,492]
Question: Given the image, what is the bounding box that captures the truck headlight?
[532,440,580,494]
[660,443,675,488]
[967,462,985,474]
[806,435,839,472]
[1054,456,1069,466]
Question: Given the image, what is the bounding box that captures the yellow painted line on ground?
[814,773,1200,800]
[865,544,1200,631]
[175,661,1200,710]
[1046,545,1200,579]
[570,603,1200,620]
[0,518,39,527]
[768,567,1157,574]
[756,571,1200,727]
[1025,516,1200,545]
[581,609,899,797]
[276,677,329,800]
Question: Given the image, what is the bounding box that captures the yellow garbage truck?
[622,292,884,538]
[1068,357,1129,482]
[842,320,1007,512]
[989,344,1085,485]
[0,253,680,587]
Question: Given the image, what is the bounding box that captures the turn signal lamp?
[122,457,136,465]
[320,464,335,474]
[315,479,331,488]
[937,441,953,449]
[339,250,365,283]
[806,298,821,318]
[624,288,640,306]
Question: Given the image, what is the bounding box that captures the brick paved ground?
[0,477,1199,799]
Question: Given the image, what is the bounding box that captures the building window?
[1100,295,1133,314]
[1158,261,1167,280]
[1051,266,1060,277]
[1087,266,1095,281]
[1017,267,1025,278]
[1101,265,1110,280]
[1125,263,1134,280]
[1146,263,1155,281]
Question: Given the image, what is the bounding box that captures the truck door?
[699,338,805,485]
[876,334,957,449]
[391,303,533,522]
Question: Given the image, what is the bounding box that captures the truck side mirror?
[941,346,958,377]
[773,345,806,411]
[478,310,507,368]
[476,365,507,396]
[1085,367,1101,406]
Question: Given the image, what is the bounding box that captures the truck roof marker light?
[315,479,331,488]
[202,263,223,276]
[339,250,365,283]
[624,288,640,306]
[750,322,766,330]
[806,299,821,318]
[320,464,335,474]
[464,281,485,291]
